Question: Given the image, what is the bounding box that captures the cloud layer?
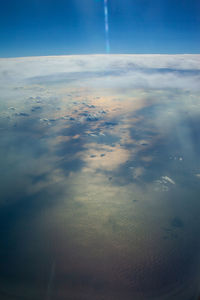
[0,54,200,91]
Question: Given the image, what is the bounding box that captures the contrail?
[104,0,110,53]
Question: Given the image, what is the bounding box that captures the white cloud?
[0,54,200,91]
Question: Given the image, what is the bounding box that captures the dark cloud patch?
[77,109,106,123]
[171,217,184,228]
[78,111,90,117]
[27,71,103,85]
[124,65,200,76]
[57,158,85,176]
[27,70,122,85]
[55,125,86,175]
[28,96,43,104]
[59,122,88,137]
[132,104,160,119]
[177,116,200,157]
[86,114,100,122]
[129,127,157,142]
[86,104,96,109]
[55,122,93,175]
[102,121,119,128]
[0,111,57,159]
[12,109,45,133]
[5,130,48,159]
[56,120,89,158]
[30,173,49,184]
[31,106,42,112]
[15,112,30,117]
[55,138,84,157]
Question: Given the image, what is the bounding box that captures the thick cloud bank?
[0,54,200,90]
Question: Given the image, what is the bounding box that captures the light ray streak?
[104,0,110,54]
[46,261,55,300]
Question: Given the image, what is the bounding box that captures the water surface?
[0,55,200,299]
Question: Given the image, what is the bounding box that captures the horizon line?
[0,53,200,60]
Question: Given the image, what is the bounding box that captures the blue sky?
[0,0,200,57]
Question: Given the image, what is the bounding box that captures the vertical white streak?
[104,0,110,53]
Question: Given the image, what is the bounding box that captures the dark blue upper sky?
[0,0,200,57]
